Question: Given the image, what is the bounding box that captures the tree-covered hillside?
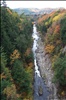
[1,6,34,100]
[37,9,66,98]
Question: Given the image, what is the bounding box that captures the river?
[32,24,51,100]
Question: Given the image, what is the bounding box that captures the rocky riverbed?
[35,33,58,99]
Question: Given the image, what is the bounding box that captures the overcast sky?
[1,1,66,9]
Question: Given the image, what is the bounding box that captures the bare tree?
[1,0,7,7]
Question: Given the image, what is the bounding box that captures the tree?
[1,7,33,99]
[11,60,31,94]
[53,56,66,86]
[1,0,7,7]
[0,47,7,74]
[60,18,66,46]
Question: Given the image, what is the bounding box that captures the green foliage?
[12,60,31,94]
[53,56,66,85]
[25,52,34,64]
[1,7,17,57]
[15,34,28,54]
[0,47,7,74]
[1,6,33,99]
[38,10,66,90]
[37,23,47,35]
[1,6,33,61]
[60,17,66,46]
[1,52,12,100]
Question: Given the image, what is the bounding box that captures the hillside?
[13,8,57,15]
[1,7,34,100]
[37,9,66,99]
[1,4,66,100]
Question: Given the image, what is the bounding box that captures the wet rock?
[35,32,58,99]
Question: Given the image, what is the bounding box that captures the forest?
[1,4,66,100]
[1,6,34,100]
[37,9,66,98]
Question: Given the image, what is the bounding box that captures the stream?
[32,24,51,100]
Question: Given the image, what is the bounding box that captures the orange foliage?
[28,62,33,68]
[45,44,55,54]
[54,24,60,34]
[49,11,56,17]
[38,14,49,24]
[38,9,66,24]
[24,48,31,56]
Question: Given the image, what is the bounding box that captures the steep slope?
[37,9,66,99]
[1,7,33,100]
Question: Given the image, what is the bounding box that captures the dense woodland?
[1,6,34,100]
[37,9,66,98]
[1,5,66,100]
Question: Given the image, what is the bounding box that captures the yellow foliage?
[53,13,65,22]
[13,12,19,18]
[56,40,61,45]
[3,84,17,100]
[32,22,35,24]
[10,49,21,64]
[61,91,65,96]
[45,44,55,54]
[18,23,23,30]
[45,22,49,26]
[1,73,6,79]
[38,10,66,24]
[26,66,33,74]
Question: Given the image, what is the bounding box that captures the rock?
[35,32,58,99]
[38,86,43,96]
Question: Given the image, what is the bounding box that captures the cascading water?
[32,24,41,77]
[32,24,51,100]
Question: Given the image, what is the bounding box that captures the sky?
[1,1,66,9]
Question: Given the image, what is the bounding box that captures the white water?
[32,24,41,77]
[32,24,51,100]
[32,24,58,100]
